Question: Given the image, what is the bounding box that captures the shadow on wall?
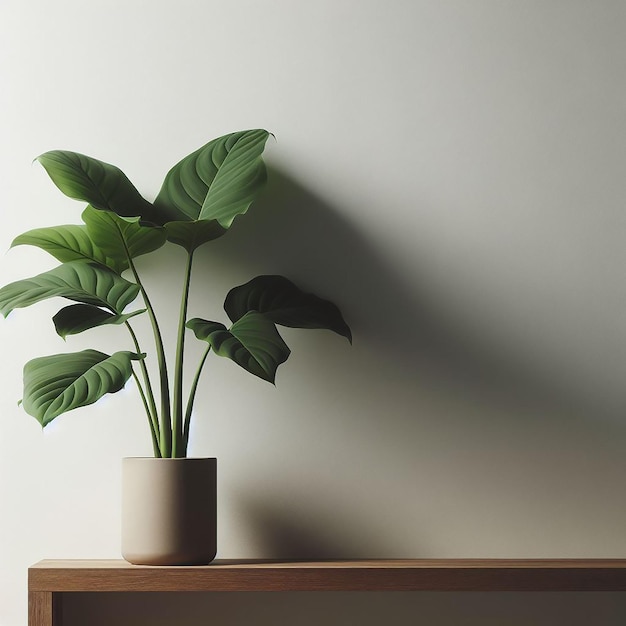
[197,166,623,426]
[185,166,626,558]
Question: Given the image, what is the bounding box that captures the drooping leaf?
[154,130,270,244]
[224,275,352,342]
[186,311,290,383]
[163,220,227,253]
[82,205,166,262]
[11,224,127,274]
[53,304,146,339]
[36,150,165,223]
[22,349,143,426]
[0,261,140,317]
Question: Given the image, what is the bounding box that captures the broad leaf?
[154,129,270,242]
[22,349,143,426]
[82,205,166,262]
[36,150,164,223]
[0,261,140,317]
[187,311,290,383]
[53,304,146,339]
[11,224,127,274]
[163,220,227,253]
[224,275,352,342]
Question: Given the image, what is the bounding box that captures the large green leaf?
[53,304,146,339]
[36,150,164,223]
[186,311,290,383]
[81,205,166,262]
[22,349,143,426]
[224,275,352,342]
[163,220,227,253]
[154,129,270,240]
[11,224,127,274]
[0,261,140,317]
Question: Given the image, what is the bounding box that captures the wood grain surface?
[28,559,626,593]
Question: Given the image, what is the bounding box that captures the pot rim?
[122,456,216,461]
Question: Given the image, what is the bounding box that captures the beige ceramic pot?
[121,457,217,566]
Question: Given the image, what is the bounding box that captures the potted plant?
[0,129,351,565]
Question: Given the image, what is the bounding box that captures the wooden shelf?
[28,559,626,626]
[30,558,626,592]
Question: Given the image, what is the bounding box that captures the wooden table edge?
[28,559,626,593]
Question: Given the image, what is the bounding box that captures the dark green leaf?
[36,150,163,222]
[154,129,270,236]
[163,220,227,253]
[186,311,290,383]
[0,261,140,317]
[53,304,145,339]
[11,224,127,274]
[224,275,352,342]
[82,205,166,261]
[22,349,143,426]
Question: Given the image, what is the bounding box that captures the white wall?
[2,1,626,624]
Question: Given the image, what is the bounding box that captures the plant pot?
[121,457,217,566]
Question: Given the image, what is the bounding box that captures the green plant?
[0,129,351,458]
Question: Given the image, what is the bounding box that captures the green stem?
[172,250,195,457]
[128,256,172,457]
[182,344,211,454]
[131,369,161,457]
[125,320,160,444]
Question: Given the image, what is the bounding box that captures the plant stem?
[182,344,211,453]
[128,256,172,457]
[172,250,194,457]
[131,369,161,457]
[125,320,160,444]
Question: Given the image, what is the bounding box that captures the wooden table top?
[28,559,626,592]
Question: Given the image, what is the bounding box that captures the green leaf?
[186,311,290,383]
[154,129,270,237]
[36,150,163,222]
[53,304,146,339]
[11,224,127,274]
[224,275,352,342]
[163,220,227,253]
[82,205,166,261]
[0,261,140,317]
[22,349,143,426]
